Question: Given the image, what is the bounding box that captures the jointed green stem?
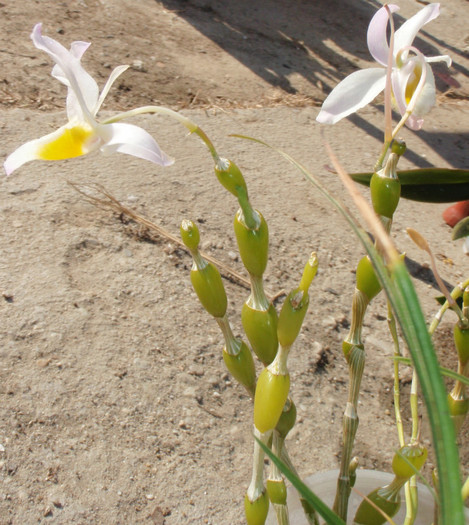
[388,302,405,447]
[247,428,271,502]
[248,274,270,311]
[429,280,469,335]
[236,185,261,230]
[215,315,241,356]
[269,432,289,525]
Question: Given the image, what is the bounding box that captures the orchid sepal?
[4,24,173,176]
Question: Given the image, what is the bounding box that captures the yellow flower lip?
[38,124,95,161]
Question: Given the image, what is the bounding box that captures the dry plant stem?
[407,228,465,321]
[333,290,368,520]
[68,181,289,301]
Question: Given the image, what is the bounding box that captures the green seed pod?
[190,262,227,318]
[242,302,278,365]
[370,171,401,219]
[448,392,469,416]
[275,398,297,439]
[356,255,382,302]
[266,479,287,505]
[214,158,247,197]
[448,392,469,434]
[277,289,309,348]
[254,368,290,433]
[354,487,401,525]
[391,443,428,480]
[454,324,469,365]
[180,219,200,252]
[391,139,407,157]
[244,491,269,525]
[234,208,269,277]
[222,340,256,396]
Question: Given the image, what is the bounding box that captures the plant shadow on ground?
[159,0,469,168]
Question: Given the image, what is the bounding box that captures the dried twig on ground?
[68,181,284,302]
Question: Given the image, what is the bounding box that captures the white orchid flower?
[4,24,173,176]
[316,3,451,130]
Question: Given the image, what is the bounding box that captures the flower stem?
[101,105,220,161]
[384,5,395,145]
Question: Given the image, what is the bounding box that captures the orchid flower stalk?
[316,3,451,131]
[4,24,173,176]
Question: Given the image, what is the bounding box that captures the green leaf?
[394,356,469,386]
[452,217,469,240]
[351,169,469,203]
[256,436,345,525]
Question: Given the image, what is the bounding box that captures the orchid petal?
[367,4,400,66]
[394,3,440,55]
[51,41,96,122]
[426,54,452,67]
[94,65,129,116]
[52,41,91,83]
[4,123,99,175]
[98,123,174,166]
[4,137,43,176]
[31,24,97,121]
[316,68,386,124]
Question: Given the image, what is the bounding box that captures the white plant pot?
[266,469,469,524]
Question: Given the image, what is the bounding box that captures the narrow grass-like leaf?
[394,356,469,386]
[256,436,345,525]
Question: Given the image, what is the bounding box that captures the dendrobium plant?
[316,3,451,130]
[4,24,173,176]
